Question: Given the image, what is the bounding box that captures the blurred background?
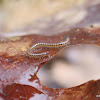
[0,0,100,89]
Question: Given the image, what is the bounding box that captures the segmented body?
[27,37,69,58]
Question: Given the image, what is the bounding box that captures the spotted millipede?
[27,37,69,58]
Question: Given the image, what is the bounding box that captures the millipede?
[26,36,70,58]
